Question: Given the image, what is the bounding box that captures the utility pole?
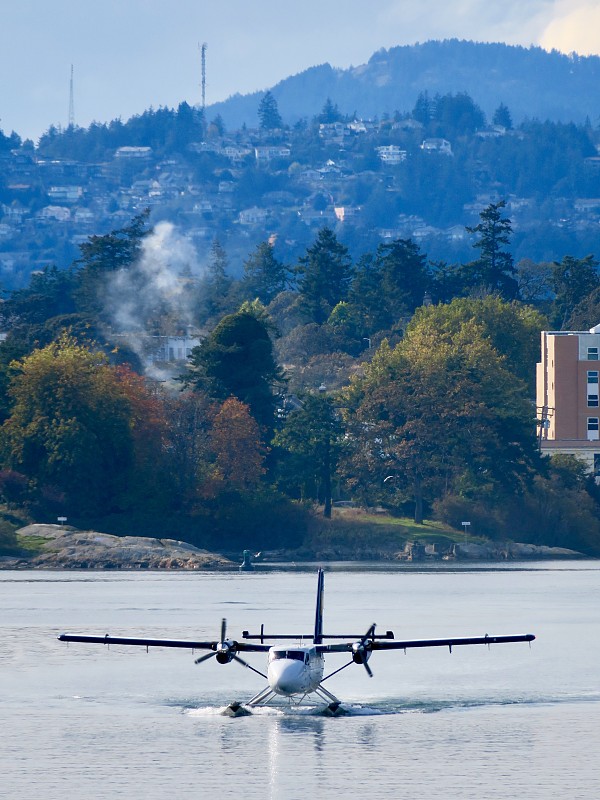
[536,405,554,451]
[68,64,75,128]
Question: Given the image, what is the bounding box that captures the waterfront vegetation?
[1,199,600,559]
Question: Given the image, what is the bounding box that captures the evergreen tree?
[350,238,430,335]
[464,201,519,300]
[74,211,151,318]
[258,91,283,130]
[242,241,289,304]
[296,228,353,324]
[317,98,342,124]
[492,103,513,129]
[184,305,284,433]
[412,92,432,125]
[198,238,233,323]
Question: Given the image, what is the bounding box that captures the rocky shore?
[0,523,586,570]
[260,539,584,563]
[4,524,234,570]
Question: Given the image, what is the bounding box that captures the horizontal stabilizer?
[241,631,395,641]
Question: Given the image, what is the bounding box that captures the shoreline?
[0,523,589,570]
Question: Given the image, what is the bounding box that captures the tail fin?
[313,569,325,644]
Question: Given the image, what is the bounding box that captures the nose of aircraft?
[269,659,305,695]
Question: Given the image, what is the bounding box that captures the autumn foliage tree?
[0,337,135,515]
[112,365,171,509]
[205,398,267,495]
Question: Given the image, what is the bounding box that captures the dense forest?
[2,201,600,558]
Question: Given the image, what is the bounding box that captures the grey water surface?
[1,563,599,799]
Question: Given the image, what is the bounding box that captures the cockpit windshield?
[270,650,306,661]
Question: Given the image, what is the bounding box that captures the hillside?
[208,39,600,128]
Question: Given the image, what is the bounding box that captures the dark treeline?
[2,204,600,557]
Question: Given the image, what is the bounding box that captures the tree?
[412,92,432,126]
[515,258,553,308]
[551,254,600,329]
[493,103,513,130]
[207,114,225,137]
[434,92,485,136]
[111,366,171,510]
[565,286,600,331]
[0,265,77,328]
[241,241,289,304]
[74,211,151,318]
[296,227,353,324]
[162,390,213,507]
[197,238,233,323]
[342,322,539,523]
[274,393,343,518]
[184,305,284,433]
[464,200,519,299]
[206,398,267,494]
[349,239,430,334]
[0,337,134,515]
[407,296,548,392]
[317,98,342,124]
[258,91,283,131]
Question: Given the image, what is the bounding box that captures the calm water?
[1,563,599,799]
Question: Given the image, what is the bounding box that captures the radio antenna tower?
[68,64,75,128]
[199,42,207,110]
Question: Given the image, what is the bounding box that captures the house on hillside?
[115,146,152,160]
[376,145,407,165]
[254,146,291,164]
[420,138,453,156]
[537,325,600,476]
[47,186,83,204]
[238,206,269,225]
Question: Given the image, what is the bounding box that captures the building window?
[589,394,599,407]
[588,347,599,360]
[588,418,599,440]
[588,371,599,384]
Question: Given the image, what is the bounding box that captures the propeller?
[194,618,236,665]
[351,623,376,678]
[194,618,267,679]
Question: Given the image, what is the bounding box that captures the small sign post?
[57,516,67,525]
[461,521,471,541]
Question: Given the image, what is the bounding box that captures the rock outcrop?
[395,539,583,561]
[12,524,233,570]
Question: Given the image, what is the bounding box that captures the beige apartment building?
[536,325,600,475]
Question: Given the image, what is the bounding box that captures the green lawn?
[305,508,482,553]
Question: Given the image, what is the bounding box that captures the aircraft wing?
[318,633,535,654]
[58,633,271,652]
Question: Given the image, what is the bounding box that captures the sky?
[2,0,600,142]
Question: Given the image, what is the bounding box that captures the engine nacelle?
[216,646,234,664]
[351,643,371,665]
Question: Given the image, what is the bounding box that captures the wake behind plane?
[58,569,535,716]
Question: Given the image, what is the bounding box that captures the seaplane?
[58,569,535,716]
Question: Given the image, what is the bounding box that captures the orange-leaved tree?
[204,397,267,496]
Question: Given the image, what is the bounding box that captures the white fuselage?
[267,646,324,696]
